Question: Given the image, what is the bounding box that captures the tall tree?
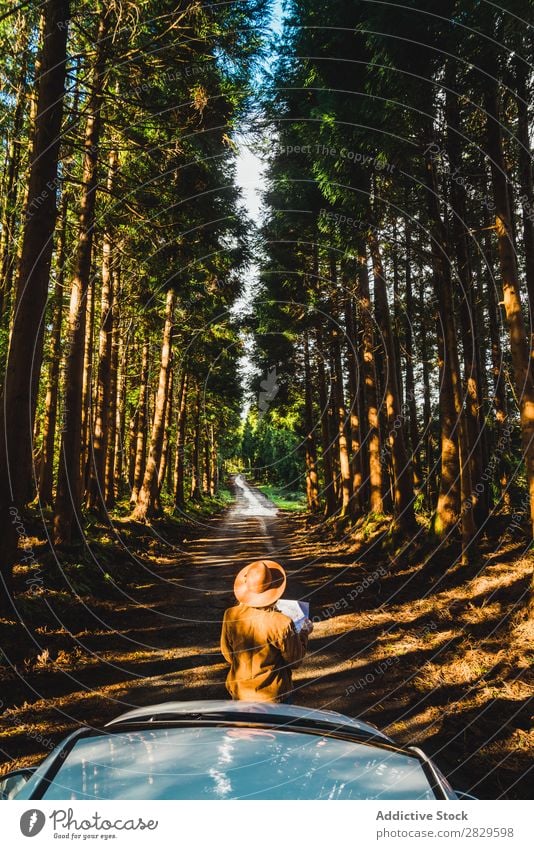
[54,4,111,544]
[0,0,70,610]
[368,229,416,531]
[86,148,119,513]
[484,82,534,535]
[132,287,176,520]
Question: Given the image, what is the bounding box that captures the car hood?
[104,699,390,741]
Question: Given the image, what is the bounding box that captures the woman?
[220,559,312,703]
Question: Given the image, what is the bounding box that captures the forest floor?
[0,477,532,799]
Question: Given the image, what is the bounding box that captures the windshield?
[38,727,435,800]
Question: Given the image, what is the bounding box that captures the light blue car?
[0,700,469,800]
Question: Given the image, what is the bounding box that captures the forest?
[0,0,532,800]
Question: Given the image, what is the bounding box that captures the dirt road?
[0,478,531,798]
[0,478,307,759]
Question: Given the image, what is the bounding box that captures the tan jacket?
[220,603,308,702]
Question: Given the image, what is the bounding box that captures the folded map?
[276,599,310,632]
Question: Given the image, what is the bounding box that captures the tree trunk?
[53,6,110,545]
[105,262,121,506]
[173,370,188,510]
[132,287,176,520]
[485,84,534,535]
[424,136,477,558]
[80,274,95,492]
[157,365,174,498]
[130,334,150,503]
[332,323,352,516]
[424,145,460,536]
[404,222,421,489]
[391,219,404,412]
[166,437,174,495]
[24,11,46,168]
[113,326,128,497]
[357,238,383,514]
[419,265,435,506]
[128,408,138,490]
[329,255,352,516]
[483,221,510,506]
[368,230,416,531]
[343,287,363,517]
[303,331,320,512]
[203,424,211,496]
[190,383,202,503]
[38,192,68,505]
[87,149,118,512]
[514,58,534,334]
[446,84,485,524]
[316,328,337,515]
[328,349,341,503]
[356,290,369,507]
[210,424,218,496]
[0,0,70,609]
[0,32,28,324]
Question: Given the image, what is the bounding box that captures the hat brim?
[234,560,287,608]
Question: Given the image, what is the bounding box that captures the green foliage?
[239,410,303,487]
[256,483,306,511]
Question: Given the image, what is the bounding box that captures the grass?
[161,485,234,519]
[256,483,307,512]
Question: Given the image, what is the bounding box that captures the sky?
[234,0,285,225]
[235,143,266,225]
[231,1,285,417]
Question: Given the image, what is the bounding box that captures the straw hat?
[234,560,286,608]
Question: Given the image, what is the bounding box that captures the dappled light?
[0,0,532,808]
